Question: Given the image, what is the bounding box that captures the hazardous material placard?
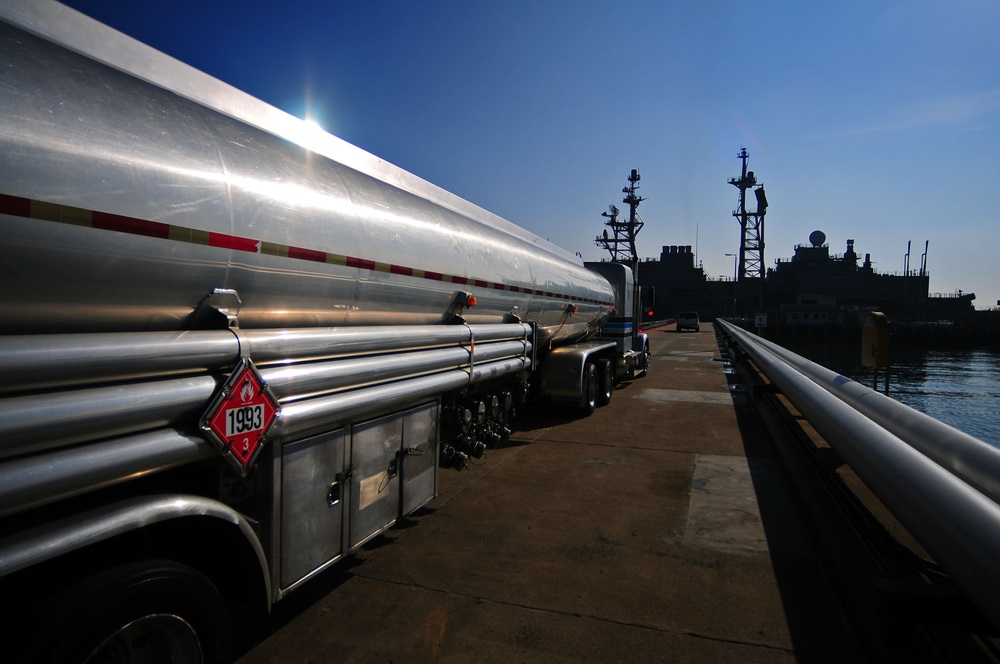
[201,357,280,476]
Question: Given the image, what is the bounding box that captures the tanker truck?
[0,3,650,661]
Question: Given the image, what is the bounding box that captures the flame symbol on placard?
[241,378,254,402]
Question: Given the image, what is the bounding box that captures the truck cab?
[534,261,650,417]
[583,261,651,378]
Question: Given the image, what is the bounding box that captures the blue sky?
[62,0,1000,309]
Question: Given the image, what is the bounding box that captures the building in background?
[635,233,976,336]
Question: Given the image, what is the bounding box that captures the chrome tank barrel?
[0,7,612,346]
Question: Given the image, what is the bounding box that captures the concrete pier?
[236,326,864,662]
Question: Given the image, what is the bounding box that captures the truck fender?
[632,333,651,373]
[538,340,618,402]
[0,493,270,606]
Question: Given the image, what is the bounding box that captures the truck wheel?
[27,559,230,664]
[596,358,613,407]
[579,362,598,415]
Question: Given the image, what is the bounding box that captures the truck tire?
[26,559,230,664]
[596,358,613,407]
[579,362,598,415]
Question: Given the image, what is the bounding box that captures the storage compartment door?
[400,402,439,516]
[349,413,403,548]
[280,428,346,589]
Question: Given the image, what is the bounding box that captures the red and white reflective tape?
[0,192,613,306]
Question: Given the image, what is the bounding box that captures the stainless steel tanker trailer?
[0,3,651,661]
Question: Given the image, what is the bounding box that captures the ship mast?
[728,148,768,313]
[595,169,646,324]
[595,168,645,270]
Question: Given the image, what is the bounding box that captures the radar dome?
[809,230,826,247]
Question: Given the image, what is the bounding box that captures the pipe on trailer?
[274,356,531,442]
[0,324,531,458]
[0,376,219,459]
[0,430,215,518]
[0,331,239,395]
[243,323,532,363]
[0,324,533,394]
[0,356,531,518]
[0,328,532,516]
[718,319,1000,629]
[263,339,532,402]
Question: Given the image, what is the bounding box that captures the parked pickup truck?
[676,311,701,332]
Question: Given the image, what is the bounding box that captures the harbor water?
[780,338,1000,447]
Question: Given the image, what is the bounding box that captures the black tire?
[579,361,598,415]
[26,559,231,664]
[596,358,614,407]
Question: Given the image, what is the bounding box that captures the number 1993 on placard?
[226,405,264,437]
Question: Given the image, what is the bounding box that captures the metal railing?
[717,319,1000,629]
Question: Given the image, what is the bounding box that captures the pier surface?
[236,327,864,662]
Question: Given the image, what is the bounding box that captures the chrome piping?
[274,356,530,442]
[0,324,531,393]
[0,430,215,518]
[242,323,531,363]
[262,339,531,402]
[734,327,1000,504]
[719,319,1000,628]
[0,331,239,394]
[0,324,532,517]
[0,330,530,459]
[0,376,219,459]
